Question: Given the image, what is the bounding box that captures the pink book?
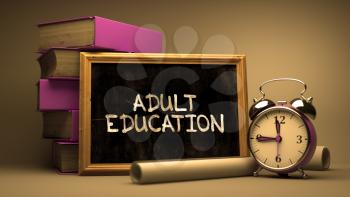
[38,16,163,53]
[38,78,79,111]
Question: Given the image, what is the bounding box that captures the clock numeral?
[297,135,303,144]
[275,155,282,163]
[274,115,285,124]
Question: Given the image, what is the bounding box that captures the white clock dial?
[249,107,309,171]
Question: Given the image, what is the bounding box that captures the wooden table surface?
[1,163,349,197]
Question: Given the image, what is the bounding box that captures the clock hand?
[256,135,276,142]
[275,118,282,160]
[275,118,280,136]
[277,143,280,161]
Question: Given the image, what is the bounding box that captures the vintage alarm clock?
[248,78,317,178]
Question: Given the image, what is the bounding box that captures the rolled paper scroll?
[130,157,257,184]
[304,146,331,170]
[130,146,330,184]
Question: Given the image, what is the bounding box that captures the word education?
[105,94,225,133]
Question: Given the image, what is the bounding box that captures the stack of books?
[37,16,162,173]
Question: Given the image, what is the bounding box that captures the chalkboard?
[79,53,248,175]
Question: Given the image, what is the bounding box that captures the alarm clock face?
[249,106,312,173]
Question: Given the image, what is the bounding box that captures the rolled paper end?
[304,146,331,171]
[321,146,331,170]
[130,162,142,184]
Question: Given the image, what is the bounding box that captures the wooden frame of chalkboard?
[79,53,248,175]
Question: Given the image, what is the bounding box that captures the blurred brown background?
[0,0,349,168]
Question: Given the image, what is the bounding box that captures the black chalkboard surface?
[79,53,248,175]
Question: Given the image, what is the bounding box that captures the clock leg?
[298,169,308,179]
[253,166,263,177]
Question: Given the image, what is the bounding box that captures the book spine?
[53,140,79,174]
[42,110,79,141]
[94,16,163,53]
[38,78,79,111]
